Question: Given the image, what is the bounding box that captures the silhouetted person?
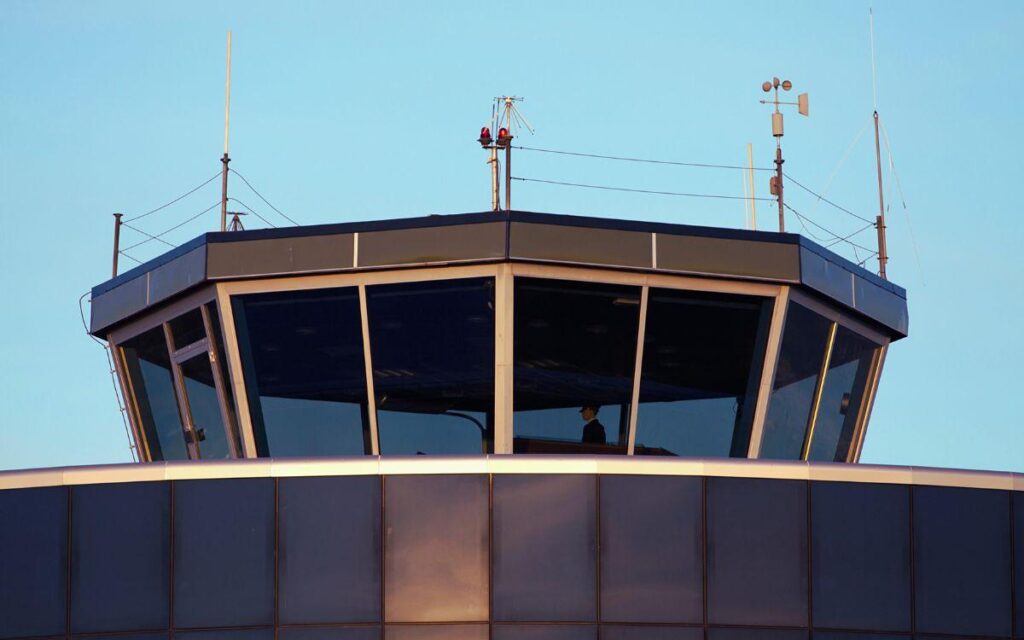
[580,405,606,445]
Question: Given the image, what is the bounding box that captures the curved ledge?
[0,456,1020,492]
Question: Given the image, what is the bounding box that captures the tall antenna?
[759,77,809,232]
[747,143,757,230]
[476,96,533,211]
[869,9,889,279]
[220,31,232,232]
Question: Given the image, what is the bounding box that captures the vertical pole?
[505,143,512,211]
[775,144,785,232]
[112,213,123,277]
[747,143,757,230]
[490,147,499,211]
[873,111,889,279]
[221,31,232,232]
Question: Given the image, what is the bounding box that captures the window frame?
[110,264,891,460]
[110,286,243,461]
[758,289,890,462]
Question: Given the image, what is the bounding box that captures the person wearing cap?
[579,405,606,445]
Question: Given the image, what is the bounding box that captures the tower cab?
[90,211,907,463]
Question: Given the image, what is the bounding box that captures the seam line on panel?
[1009,490,1017,639]
[489,473,495,640]
[596,475,602,633]
[702,476,709,637]
[65,486,72,639]
[170,481,176,638]
[380,475,386,628]
[274,478,280,640]
[908,485,917,636]
[806,480,813,631]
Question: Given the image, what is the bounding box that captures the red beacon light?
[478,126,493,148]
[496,127,512,148]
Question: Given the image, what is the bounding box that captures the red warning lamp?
[496,127,512,148]
[478,126,493,148]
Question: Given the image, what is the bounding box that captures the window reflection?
[367,278,495,455]
[760,302,832,460]
[806,326,880,462]
[233,288,371,457]
[179,354,231,459]
[635,289,771,457]
[121,326,187,461]
[513,278,640,454]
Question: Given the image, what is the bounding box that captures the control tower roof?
[90,210,907,338]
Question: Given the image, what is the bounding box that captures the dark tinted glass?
[179,354,230,459]
[706,477,807,626]
[493,475,597,621]
[600,475,702,622]
[173,479,275,628]
[513,278,640,454]
[601,627,702,640]
[71,482,170,633]
[367,278,495,454]
[384,475,488,622]
[635,289,771,457]
[281,628,381,640]
[806,326,879,462]
[279,476,381,624]
[760,303,832,459]
[813,635,909,640]
[206,304,243,456]
[121,326,187,460]
[811,482,910,631]
[913,486,1011,636]
[385,625,488,640]
[492,626,597,640]
[0,486,67,638]
[233,287,370,457]
[175,630,274,640]
[1016,492,1024,638]
[707,631,806,640]
[168,308,206,348]
[82,635,170,640]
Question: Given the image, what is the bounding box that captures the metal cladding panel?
[656,234,799,281]
[207,234,355,278]
[358,222,506,267]
[854,277,909,337]
[800,246,908,337]
[509,222,652,268]
[148,246,207,305]
[90,273,149,334]
[799,246,855,308]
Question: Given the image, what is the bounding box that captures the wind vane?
[759,77,809,232]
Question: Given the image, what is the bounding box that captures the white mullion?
[747,286,791,458]
[358,284,381,455]
[626,285,650,455]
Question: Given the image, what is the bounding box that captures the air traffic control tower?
[2,211,1022,640]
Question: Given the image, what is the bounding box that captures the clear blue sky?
[1,1,1021,472]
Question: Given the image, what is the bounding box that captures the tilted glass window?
[805,326,880,462]
[634,289,772,457]
[233,287,371,457]
[121,326,188,461]
[513,278,640,454]
[366,278,495,455]
[759,302,832,459]
[178,353,231,459]
[206,305,243,456]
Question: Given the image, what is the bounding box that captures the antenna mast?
[476,96,533,211]
[870,9,889,279]
[220,31,232,232]
[759,77,809,232]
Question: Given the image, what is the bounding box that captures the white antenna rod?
[747,143,757,230]
[220,31,232,232]
[224,31,232,155]
[869,8,878,110]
